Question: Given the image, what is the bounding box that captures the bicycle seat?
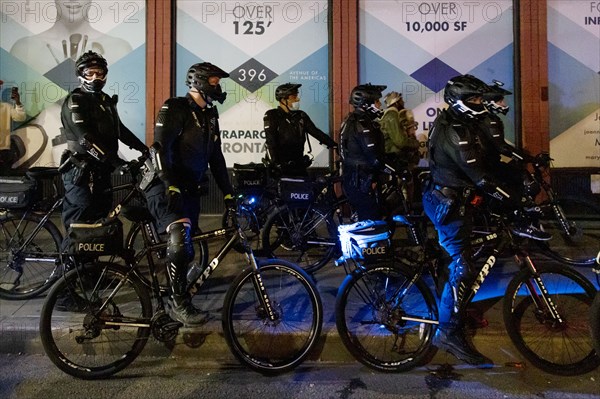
[26,166,59,180]
[120,205,154,223]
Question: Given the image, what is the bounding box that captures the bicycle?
[520,153,600,266]
[335,205,599,375]
[38,169,323,379]
[0,161,208,299]
[220,160,280,252]
[261,164,349,274]
[0,167,64,300]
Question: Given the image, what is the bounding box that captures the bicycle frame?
[386,215,565,328]
[92,211,281,327]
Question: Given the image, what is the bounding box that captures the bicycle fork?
[514,254,564,324]
[247,253,280,324]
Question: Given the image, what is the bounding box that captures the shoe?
[512,224,552,241]
[168,299,207,326]
[55,292,87,312]
[434,326,494,367]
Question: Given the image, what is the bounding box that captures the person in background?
[145,62,235,326]
[0,80,27,173]
[478,80,550,240]
[380,91,420,170]
[379,91,421,205]
[264,83,337,176]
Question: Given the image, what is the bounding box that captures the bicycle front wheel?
[535,197,600,266]
[40,262,152,379]
[503,263,599,375]
[262,205,338,273]
[222,259,323,374]
[335,263,438,372]
[0,211,63,300]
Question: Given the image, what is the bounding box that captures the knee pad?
[166,222,195,271]
[448,251,475,287]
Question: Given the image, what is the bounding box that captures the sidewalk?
[0,215,598,370]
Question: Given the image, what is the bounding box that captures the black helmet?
[76,51,108,92]
[443,74,489,119]
[350,84,386,119]
[483,80,512,115]
[275,83,301,101]
[349,83,386,108]
[185,62,230,104]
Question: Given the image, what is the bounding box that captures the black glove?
[167,186,182,214]
[224,193,236,210]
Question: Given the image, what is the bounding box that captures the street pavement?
[1,215,599,377]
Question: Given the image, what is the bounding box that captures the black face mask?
[202,84,227,104]
[80,77,106,93]
[467,102,486,113]
[362,103,383,120]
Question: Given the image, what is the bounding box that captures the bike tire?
[535,197,600,266]
[261,205,338,274]
[590,292,600,357]
[335,262,438,372]
[0,211,63,300]
[39,262,152,379]
[125,222,209,291]
[222,258,323,374]
[503,263,600,375]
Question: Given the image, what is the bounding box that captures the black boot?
[168,295,207,326]
[168,264,206,326]
[434,321,493,367]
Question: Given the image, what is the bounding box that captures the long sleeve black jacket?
[154,94,233,196]
[264,107,335,164]
[61,88,146,167]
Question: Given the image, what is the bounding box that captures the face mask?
[79,75,107,93]
[363,103,383,119]
[202,83,227,104]
[289,100,300,111]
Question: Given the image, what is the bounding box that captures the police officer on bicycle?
[340,83,389,221]
[264,83,337,176]
[144,62,235,326]
[60,51,147,241]
[423,74,518,366]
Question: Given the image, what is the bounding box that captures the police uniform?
[146,93,234,233]
[60,88,146,230]
[340,109,386,220]
[264,107,335,176]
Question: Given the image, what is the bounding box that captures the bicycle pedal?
[164,320,183,330]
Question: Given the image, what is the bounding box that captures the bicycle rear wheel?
[535,197,600,266]
[262,205,338,273]
[503,263,599,375]
[0,211,63,300]
[335,263,438,372]
[590,292,600,357]
[39,262,152,379]
[222,259,323,374]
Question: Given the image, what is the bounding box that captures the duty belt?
[433,184,474,200]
